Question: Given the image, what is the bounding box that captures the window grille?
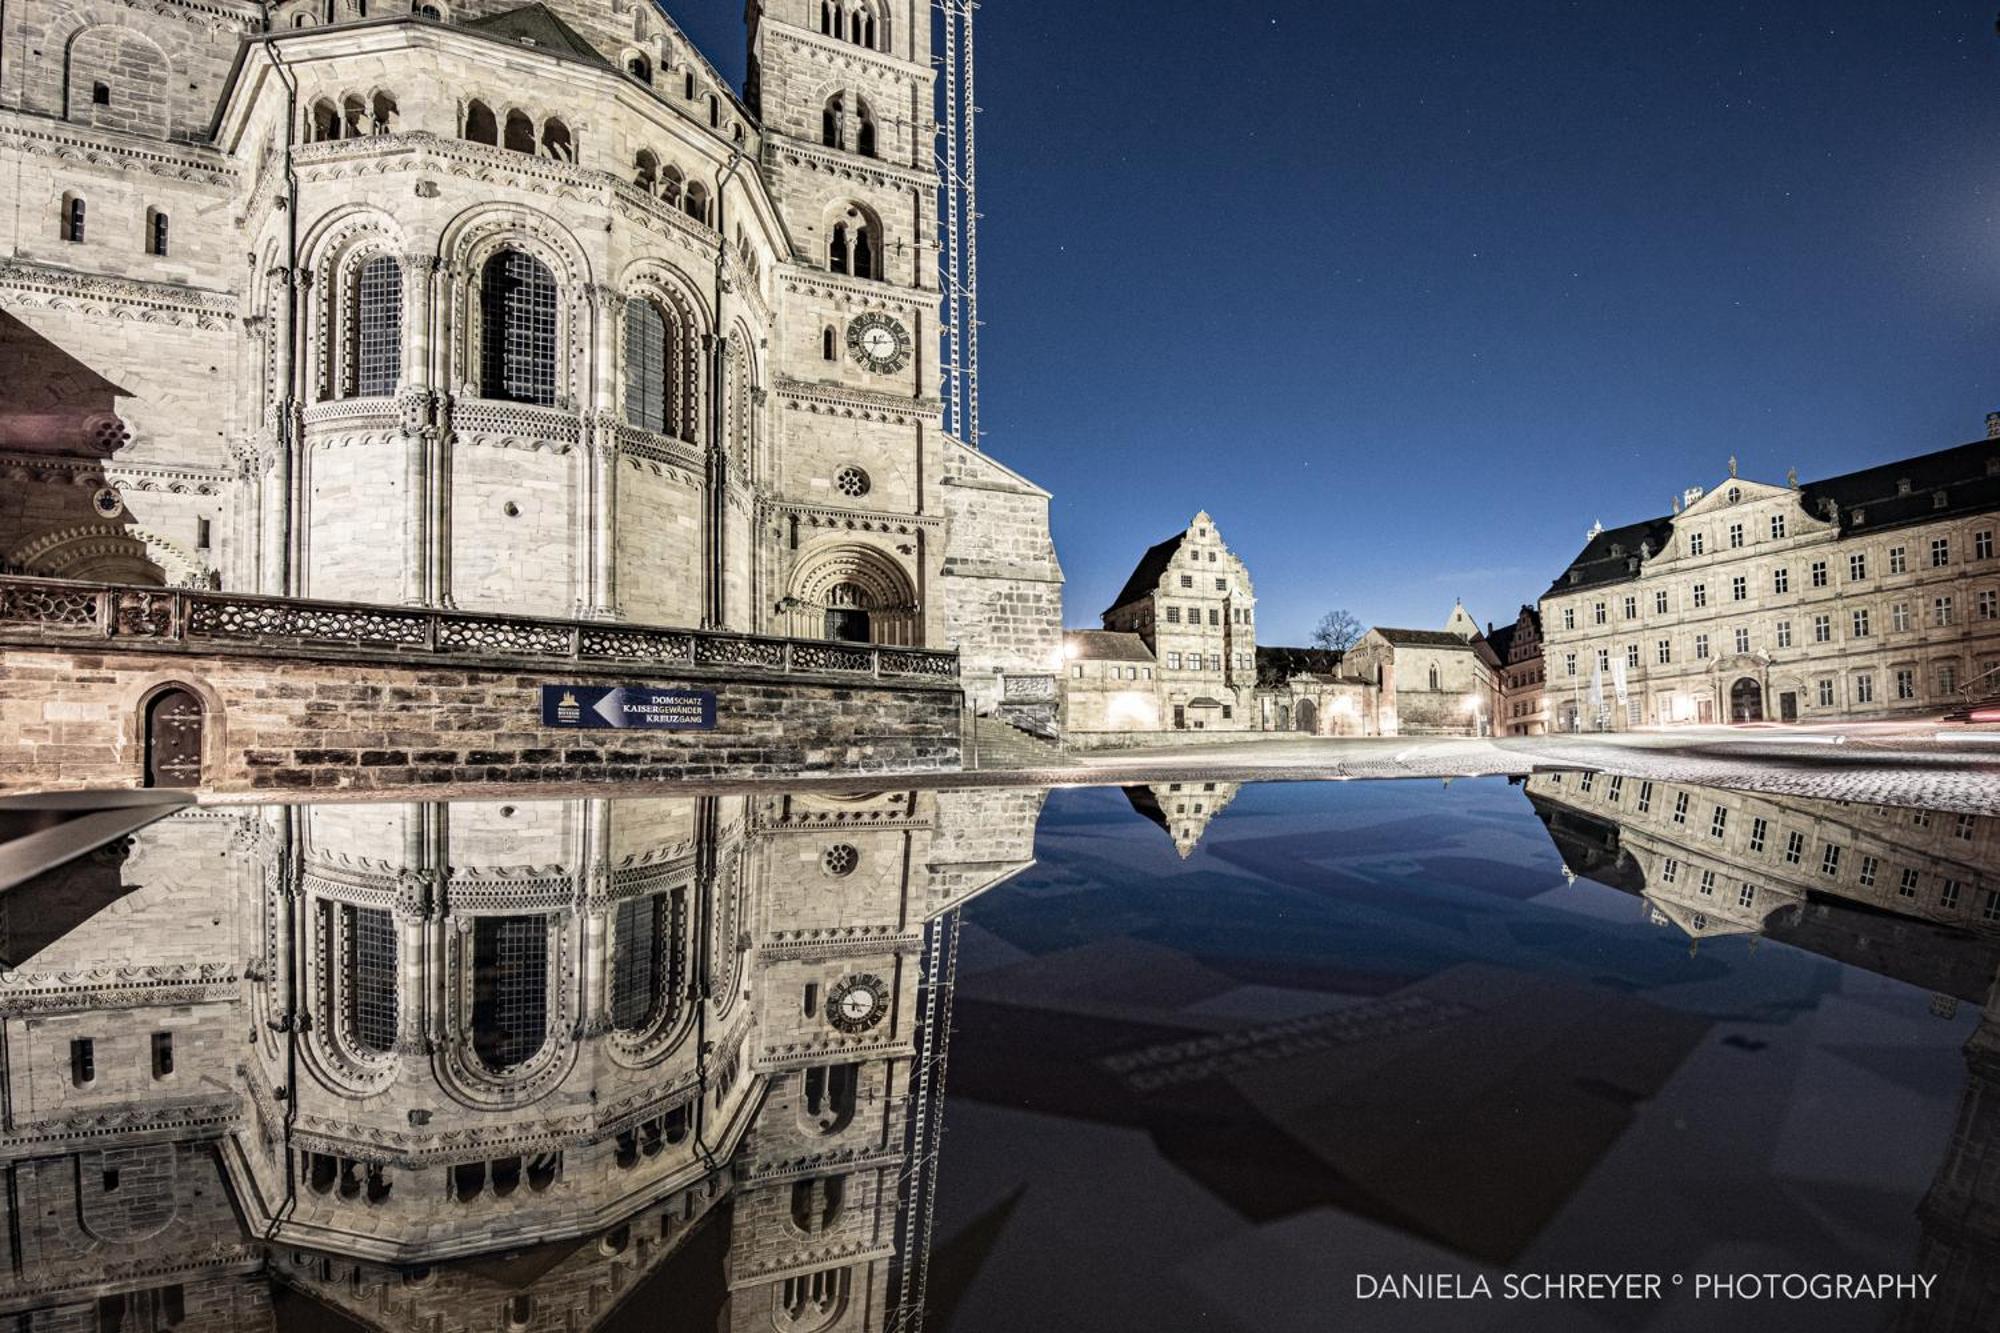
[480,251,558,405]
[353,255,402,397]
[623,298,670,431]
[472,915,549,1070]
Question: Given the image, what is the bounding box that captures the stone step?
[971,716,1068,770]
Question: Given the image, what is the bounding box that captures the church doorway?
[143,687,204,788]
[1729,677,1764,724]
[823,582,873,643]
[1295,699,1319,735]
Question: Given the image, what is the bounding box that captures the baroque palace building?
[0,0,1061,715]
[1537,424,2000,731]
[0,785,1045,1329]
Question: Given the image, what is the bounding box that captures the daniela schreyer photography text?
[1354,1273,1940,1302]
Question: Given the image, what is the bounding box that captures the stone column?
[399,254,440,606]
[584,286,623,620]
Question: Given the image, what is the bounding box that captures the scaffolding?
[887,905,964,1332]
[937,0,981,449]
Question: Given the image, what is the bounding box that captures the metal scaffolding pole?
[936,0,981,449]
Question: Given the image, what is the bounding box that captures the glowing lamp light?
[1106,693,1158,729]
[1970,708,2000,723]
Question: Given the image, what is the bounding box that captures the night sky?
[680,2,2000,643]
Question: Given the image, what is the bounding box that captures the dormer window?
[1567,570,1580,586]
[1852,507,1866,525]
[1934,490,1948,509]
[1896,478,1911,495]
[1987,457,2000,477]
[1609,544,1623,557]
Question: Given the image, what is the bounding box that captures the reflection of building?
[1122,782,1240,859]
[1538,437,2000,730]
[1525,771,1998,945]
[0,786,1044,1330]
[0,0,1059,716]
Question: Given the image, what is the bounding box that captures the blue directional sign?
[541,685,717,731]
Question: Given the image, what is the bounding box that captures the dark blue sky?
[685,2,2000,643]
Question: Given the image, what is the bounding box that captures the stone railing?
[0,577,958,682]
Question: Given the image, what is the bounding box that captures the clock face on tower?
[825,973,889,1034]
[845,311,912,373]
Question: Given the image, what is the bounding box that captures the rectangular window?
[1728,522,1744,549]
[1692,583,1708,608]
[70,1038,95,1087]
[1849,553,1867,581]
[1813,614,1831,643]
[1939,662,1957,694]
[1978,530,1994,561]
[1627,643,1641,667]
[1734,627,1749,654]
[1689,532,1706,556]
[151,1032,174,1079]
[1773,568,1790,595]
[1738,883,1756,908]
[1749,817,1767,852]
[1858,855,1878,888]
[1784,831,1805,866]
[1593,602,1607,625]
[1776,621,1793,648]
[1896,668,1916,699]
[1596,648,1610,672]
[1661,857,1679,883]
[1889,546,1907,574]
[1607,776,1624,802]
[1698,869,1716,897]
[1892,602,1911,631]
[1770,514,1787,539]
[1069,665,1083,679]
[1817,678,1834,707]
[1166,652,1181,670]
[1673,792,1690,825]
[1851,608,1870,637]
[1956,813,1976,840]
[1657,639,1672,664]
[1215,578,1226,591]
[1208,608,1219,626]
[1934,596,1954,627]
[1898,868,1920,898]
[1981,590,1998,620]
[1654,590,1669,614]
[1579,772,1595,793]
[1985,890,2000,923]
[1565,652,1577,677]
[1623,595,1637,619]
[1932,537,1951,568]
[1637,781,1654,813]
[1855,673,1873,703]
[1731,575,1747,602]
[1694,634,1710,660]
[1165,606,1180,624]
[1941,880,1962,910]
[1209,653,1221,670]
[1810,560,1828,588]
[1709,807,1727,839]
[1562,607,1575,630]
[1179,575,1192,588]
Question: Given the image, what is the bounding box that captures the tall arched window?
[464,99,497,144]
[627,54,652,83]
[371,92,397,132]
[820,1,833,35]
[471,915,549,1071]
[341,94,367,138]
[611,891,684,1031]
[634,149,658,191]
[828,210,877,279]
[1427,664,1441,690]
[351,254,402,397]
[503,109,536,154]
[479,250,558,406]
[541,116,573,162]
[855,98,877,157]
[344,904,398,1052]
[145,208,169,256]
[659,164,685,209]
[310,98,341,141]
[684,180,710,225]
[822,93,844,149]
[61,195,85,243]
[623,298,672,433]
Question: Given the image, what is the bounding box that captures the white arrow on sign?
[593,689,627,727]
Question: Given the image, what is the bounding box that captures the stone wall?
[0,643,961,794]
[940,441,1064,715]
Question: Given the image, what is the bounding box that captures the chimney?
[1987,411,2000,440]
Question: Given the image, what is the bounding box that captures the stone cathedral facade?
[0,0,1062,714]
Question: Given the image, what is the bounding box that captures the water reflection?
[0,789,1046,1331]
[1,777,1996,1331]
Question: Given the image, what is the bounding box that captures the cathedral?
[0,0,1062,715]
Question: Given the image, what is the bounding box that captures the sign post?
[541,685,717,731]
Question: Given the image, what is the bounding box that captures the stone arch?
[785,543,919,646]
[438,203,592,406]
[1295,698,1319,735]
[298,879,404,1096]
[300,208,407,402]
[8,522,209,587]
[618,259,711,443]
[64,24,170,136]
[823,200,883,280]
[724,318,761,475]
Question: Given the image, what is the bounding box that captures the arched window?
[622,298,673,434]
[414,2,441,16]
[342,903,398,1052]
[471,915,549,1071]
[92,81,110,106]
[828,208,877,279]
[829,223,849,275]
[820,1,833,35]
[634,149,658,191]
[684,70,695,99]
[684,180,710,225]
[310,98,341,141]
[1427,664,1441,690]
[706,93,719,128]
[627,54,651,83]
[323,0,334,22]
[610,891,678,1031]
[145,208,169,256]
[855,97,877,157]
[61,195,85,243]
[479,250,558,406]
[463,99,496,144]
[790,1177,845,1234]
[822,92,843,149]
[342,94,366,137]
[371,92,397,132]
[540,116,573,162]
[503,109,536,155]
[351,254,402,397]
[659,164,684,208]
[778,1269,850,1332]
[822,327,836,361]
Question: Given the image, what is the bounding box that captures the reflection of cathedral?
[1121,782,1239,860]
[0,786,1042,1330]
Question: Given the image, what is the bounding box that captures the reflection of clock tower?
[747,0,947,649]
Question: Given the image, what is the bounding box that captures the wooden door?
[144,688,203,788]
